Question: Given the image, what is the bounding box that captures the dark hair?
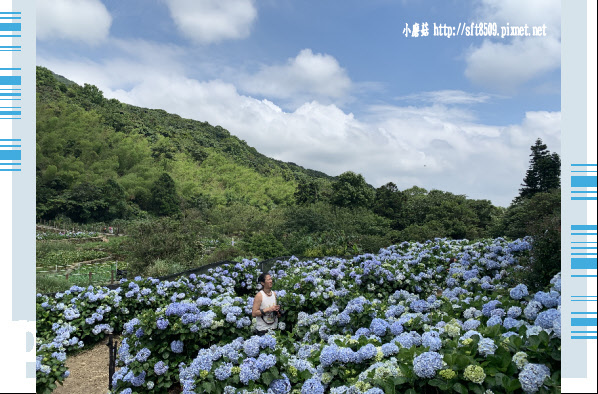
[258,273,270,284]
[449,257,457,263]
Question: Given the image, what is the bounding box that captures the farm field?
[36,237,561,393]
[36,230,125,293]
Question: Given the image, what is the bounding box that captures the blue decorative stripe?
[0,163,20,165]
[572,164,598,166]
[0,76,20,85]
[0,169,21,171]
[572,331,598,333]
[572,233,598,235]
[0,150,21,160]
[571,318,598,326]
[572,176,598,187]
[571,257,597,269]
[0,111,21,115]
[572,336,597,339]
[572,312,598,315]
[571,225,597,230]
[572,275,598,277]
[0,23,20,31]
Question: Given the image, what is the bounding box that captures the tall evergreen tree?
[516,138,560,202]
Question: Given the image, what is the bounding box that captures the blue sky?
[36,0,562,206]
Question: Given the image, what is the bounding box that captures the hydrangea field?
[36,237,561,393]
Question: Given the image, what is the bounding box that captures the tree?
[516,139,560,202]
[294,180,320,205]
[101,179,128,220]
[372,182,405,229]
[330,171,374,209]
[149,173,180,216]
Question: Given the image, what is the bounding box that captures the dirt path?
[54,337,113,394]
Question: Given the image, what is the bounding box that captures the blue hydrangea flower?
[357,344,377,362]
[135,348,151,362]
[534,291,560,308]
[214,362,233,381]
[510,284,529,300]
[239,358,261,385]
[487,316,502,327]
[519,363,550,393]
[482,300,502,317]
[381,342,399,357]
[154,361,168,375]
[478,338,497,357]
[422,331,442,351]
[503,317,524,330]
[410,299,429,313]
[413,351,443,378]
[130,370,146,387]
[524,301,543,321]
[301,377,325,394]
[463,319,481,331]
[170,340,184,354]
[320,345,339,367]
[243,338,261,358]
[156,318,169,330]
[390,321,404,336]
[269,373,292,394]
[535,309,560,329]
[369,318,389,336]
[507,306,522,318]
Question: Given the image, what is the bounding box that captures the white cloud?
[396,90,495,105]
[164,0,257,44]
[37,52,560,207]
[241,49,352,105]
[465,0,561,92]
[36,0,112,44]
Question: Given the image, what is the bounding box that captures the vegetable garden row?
[36,237,561,393]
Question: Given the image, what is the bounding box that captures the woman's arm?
[252,292,265,317]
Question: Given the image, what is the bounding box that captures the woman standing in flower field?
[252,273,281,335]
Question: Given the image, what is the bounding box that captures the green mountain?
[36,66,333,221]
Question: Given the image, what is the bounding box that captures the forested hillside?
[36,66,332,220]
[36,66,560,283]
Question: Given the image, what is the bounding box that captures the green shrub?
[124,217,205,274]
[36,274,71,294]
[516,214,561,292]
[146,259,186,278]
[243,233,286,259]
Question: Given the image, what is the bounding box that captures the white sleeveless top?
[255,290,278,331]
